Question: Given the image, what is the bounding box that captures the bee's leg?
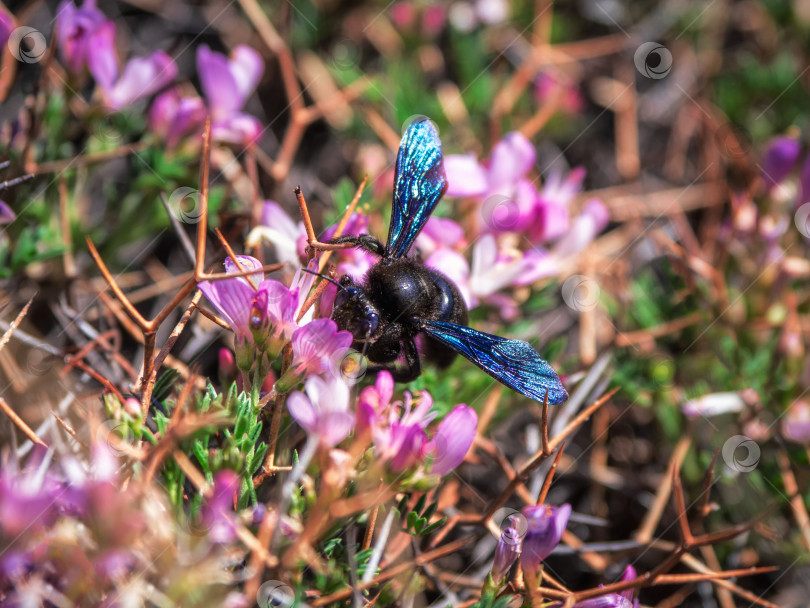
[328,234,385,257]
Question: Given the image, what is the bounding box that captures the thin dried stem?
[0,397,47,447]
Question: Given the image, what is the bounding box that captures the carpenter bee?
[328,118,568,404]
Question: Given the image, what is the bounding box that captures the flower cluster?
[150,45,264,147]
[200,257,475,475]
[356,370,478,476]
[55,1,263,147]
[415,131,608,319]
[198,255,352,389]
[56,0,177,110]
[0,444,246,606]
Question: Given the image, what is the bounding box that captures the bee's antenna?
[300,267,347,292]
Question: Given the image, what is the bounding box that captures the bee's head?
[331,276,380,341]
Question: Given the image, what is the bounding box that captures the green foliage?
[397,493,447,537]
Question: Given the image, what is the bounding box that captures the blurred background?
[1,0,810,606]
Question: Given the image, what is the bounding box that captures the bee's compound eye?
[334,290,347,309]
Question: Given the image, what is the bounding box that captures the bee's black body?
[332,242,468,381]
[326,118,568,404]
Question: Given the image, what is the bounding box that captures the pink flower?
[148,88,207,148]
[527,167,586,243]
[520,503,571,574]
[444,132,537,235]
[371,388,436,471]
[468,234,556,319]
[200,470,240,544]
[197,45,264,145]
[356,370,394,435]
[198,256,265,344]
[102,50,178,110]
[289,318,353,378]
[287,374,353,447]
[415,216,467,257]
[56,0,114,79]
[426,404,477,475]
[551,198,610,259]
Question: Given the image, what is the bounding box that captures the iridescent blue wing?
[384,118,448,259]
[418,320,568,404]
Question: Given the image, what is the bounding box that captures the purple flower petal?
[428,404,477,475]
[761,135,801,190]
[290,318,353,376]
[552,198,609,259]
[86,20,118,89]
[287,375,353,447]
[201,469,239,544]
[487,132,536,193]
[149,89,206,148]
[416,216,466,255]
[375,370,394,409]
[520,503,571,573]
[56,0,110,76]
[390,423,428,471]
[198,44,240,117]
[103,50,177,110]
[224,255,264,286]
[492,517,521,580]
[198,278,256,342]
[444,154,489,197]
[197,44,262,127]
[212,113,264,146]
[229,45,264,107]
[0,200,16,224]
[573,595,633,608]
